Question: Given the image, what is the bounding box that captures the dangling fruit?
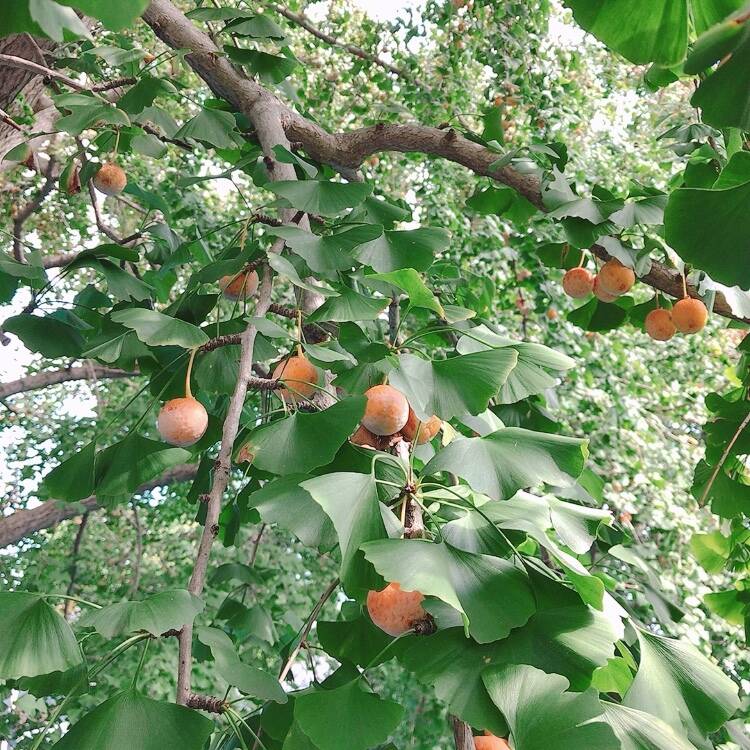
[272,354,320,403]
[92,162,127,196]
[157,397,208,447]
[400,409,442,445]
[672,297,708,334]
[597,258,635,296]
[219,270,259,300]
[474,732,511,750]
[644,308,676,341]
[367,582,427,636]
[362,384,409,436]
[562,267,594,298]
[546,308,558,320]
[593,275,618,303]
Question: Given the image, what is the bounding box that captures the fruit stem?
[681,268,688,299]
[185,347,198,399]
[577,249,585,267]
[113,128,120,156]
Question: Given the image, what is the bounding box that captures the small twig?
[278,578,339,681]
[699,409,750,507]
[128,504,143,598]
[0,106,22,131]
[186,693,227,713]
[92,76,137,92]
[63,513,89,619]
[249,523,266,566]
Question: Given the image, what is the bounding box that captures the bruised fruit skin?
[362,384,409,436]
[644,308,676,341]
[593,275,618,303]
[92,162,127,196]
[272,355,320,403]
[367,582,427,636]
[157,397,208,447]
[349,424,399,451]
[562,267,594,298]
[474,733,511,750]
[597,258,635,296]
[672,297,708,334]
[219,270,259,300]
[401,409,442,445]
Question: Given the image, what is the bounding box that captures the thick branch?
[0,463,197,549]
[0,365,135,399]
[450,717,476,750]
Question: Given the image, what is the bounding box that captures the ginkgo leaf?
[51,689,214,750]
[388,350,518,421]
[602,702,696,750]
[79,590,204,639]
[306,287,389,322]
[0,593,82,679]
[361,538,535,643]
[268,180,373,216]
[110,308,209,348]
[353,227,449,272]
[424,428,588,500]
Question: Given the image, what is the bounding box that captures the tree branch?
[0,365,135,399]
[0,53,86,92]
[450,716,476,750]
[0,463,197,549]
[12,156,58,261]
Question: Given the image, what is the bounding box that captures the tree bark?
[0,463,197,549]
[0,366,135,400]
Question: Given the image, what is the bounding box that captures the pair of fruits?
[644,298,708,340]
[351,384,442,449]
[562,258,635,302]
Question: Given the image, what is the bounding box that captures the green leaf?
[266,224,380,273]
[664,154,750,288]
[388,350,518,421]
[27,0,90,40]
[174,108,243,150]
[267,254,339,297]
[424,428,588,500]
[42,441,96,501]
[0,592,82,679]
[58,0,149,31]
[294,681,403,750]
[302,472,389,593]
[223,46,298,83]
[51,689,214,750]
[563,0,688,65]
[56,104,130,136]
[79,590,204,639]
[692,21,750,129]
[602,702,697,750]
[353,227,449,272]
[482,664,619,750]
[361,539,535,643]
[3,313,85,358]
[196,627,287,702]
[361,269,444,315]
[225,14,287,40]
[624,629,740,743]
[456,327,575,404]
[691,530,731,573]
[0,253,46,282]
[117,76,176,115]
[306,286,389,322]
[238,398,366,475]
[567,297,629,332]
[110,308,209,348]
[246,475,337,549]
[267,180,373,217]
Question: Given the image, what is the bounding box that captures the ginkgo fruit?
[546,308,558,320]
[562,267,594,298]
[644,308,676,341]
[272,354,320,403]
[367,582,427,636]
[672,297,708,334]
[219,270,259,300]
[593,275,618,303]
[597,258,635,296]
[362,384,410,436]
[157,397,208,447]
[350,424,393,450]
[92,162,127,196]
[401,410,442,444]
[474,732,511,750]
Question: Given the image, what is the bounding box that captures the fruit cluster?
[561,258,709,341]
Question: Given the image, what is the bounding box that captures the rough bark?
[0,463,197,549]
[0,366,135,400]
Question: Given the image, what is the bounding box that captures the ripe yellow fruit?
[219,270,259,300]
[272,355,320,403]
[143,52,156,64]
[157,397,208,447]
[474,733,510,750]
[597,258,635,296]
[644,308,675,341]
[362,384,409,436]
[562,267,594,298]
[546,308,558,320]
[400,410,442,445]
[672,297,708,334]
[593,275,618,303]
[92,162,127,196]
[367,582,427,636]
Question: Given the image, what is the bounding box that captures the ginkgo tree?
[0,0,749,749]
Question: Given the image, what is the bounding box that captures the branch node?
[186,693,227,713]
